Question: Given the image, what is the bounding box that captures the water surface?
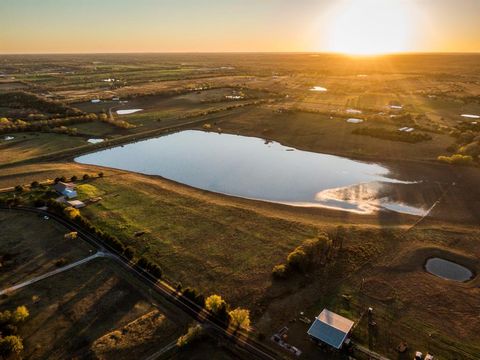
[117,109,143,115]
[425,258,473,281]
[75,130,426,215]
[310,86,327,92]
[461,114,480,119]
[347,118,364,124]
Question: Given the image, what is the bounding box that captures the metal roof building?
[307,309,354,349]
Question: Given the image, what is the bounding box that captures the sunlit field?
[1,0,479,359]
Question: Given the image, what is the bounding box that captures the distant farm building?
[307,309,354,349]
[54,182,77,199]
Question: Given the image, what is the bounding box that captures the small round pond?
[425,258,473,282]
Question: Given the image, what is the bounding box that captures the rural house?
[54,182,77,199]
[307,309,354,350]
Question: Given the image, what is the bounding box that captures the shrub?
[70,175,78,182]
[30,181,39,188]
[437,154,474,166]
[11,306,29,323]
[0,311,12,325]
[98,172,104,178]
[64,206,80,219]
[14,185,23,193]
[0,335,23,356]
[272,264,287,279]
[64,232,78,241]
[82,174,90,180]
[459,141,480,158]
[176,324,203,348]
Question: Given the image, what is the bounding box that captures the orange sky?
[1,0,479,54]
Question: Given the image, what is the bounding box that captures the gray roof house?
[54,182,77,199]
[307,309,354,349]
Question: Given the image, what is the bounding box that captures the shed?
[67,200,86,209]
[307,309,354,349]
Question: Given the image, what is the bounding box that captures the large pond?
[75,130,427,215]
[425,258,473,282]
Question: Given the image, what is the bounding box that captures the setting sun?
[327,0,413,55]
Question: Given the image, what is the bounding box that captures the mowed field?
[76,174,319,304]
[0,133,88,164]
[0,258,185,360]
[0,210,94,286]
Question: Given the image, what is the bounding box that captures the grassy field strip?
[0,251,106,295]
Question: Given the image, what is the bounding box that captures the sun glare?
[327,0,412,55]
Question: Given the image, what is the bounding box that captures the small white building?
[67,200,86,209]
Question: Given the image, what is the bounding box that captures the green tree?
[286,248,308,272]
[12,306,29,323]
[0,310,12,325]
[229,308,250,330]
[0,335,23,356]
[64,206,80,219]
[205,295,227,314]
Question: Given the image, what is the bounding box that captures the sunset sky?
[1,0,479,54]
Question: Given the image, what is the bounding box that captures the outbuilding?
[307,309,354,350]
[67,200,86,209]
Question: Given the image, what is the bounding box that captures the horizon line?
[1,50,480,56]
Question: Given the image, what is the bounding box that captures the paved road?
[0,251,106,295]
[0,206,280,360]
